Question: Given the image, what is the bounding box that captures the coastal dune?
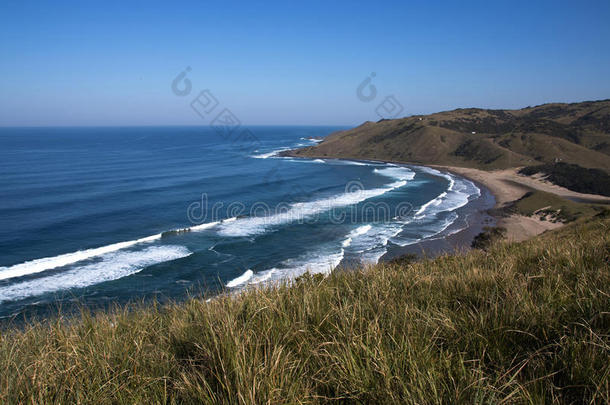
[436,166,609,241]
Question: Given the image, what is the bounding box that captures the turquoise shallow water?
[0,126,481,318]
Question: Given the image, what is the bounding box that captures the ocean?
[0,126,482,318]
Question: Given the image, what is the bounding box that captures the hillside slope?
[289,100,610,171]
[1,215,609,403]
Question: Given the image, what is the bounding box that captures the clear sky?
[1,0,609,126]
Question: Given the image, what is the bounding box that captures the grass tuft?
[1,218,609,403]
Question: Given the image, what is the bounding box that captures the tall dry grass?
[1,216,608,404]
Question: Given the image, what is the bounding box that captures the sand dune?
[435,166,610,241]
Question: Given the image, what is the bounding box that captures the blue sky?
[1,0,609,126]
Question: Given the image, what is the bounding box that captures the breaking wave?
[0,246,191,303]
[217,168,414,237]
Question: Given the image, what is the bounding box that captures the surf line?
[0,218,236,281]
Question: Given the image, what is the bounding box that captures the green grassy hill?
[288,100,610,171]
[1,215,609,403]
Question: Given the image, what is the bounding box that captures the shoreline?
[379,178,496,261]
[431,165,610,241]
[282,151,607,249]
[281,153,500,258]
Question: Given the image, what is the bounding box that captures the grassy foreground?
[1,218,609,404]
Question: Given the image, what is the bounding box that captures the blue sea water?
[0,126,481,318]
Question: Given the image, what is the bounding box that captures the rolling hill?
[287,99,610,171]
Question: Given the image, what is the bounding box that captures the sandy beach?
[435,166,610,241]
[284,152,608,250]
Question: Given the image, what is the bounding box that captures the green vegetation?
[1,217,609,403]
[519,162,610,196]
[506,190,603,222]
[288,100,610,171]
[471,226,506,250]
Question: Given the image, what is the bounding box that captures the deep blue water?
[0,126,481,318]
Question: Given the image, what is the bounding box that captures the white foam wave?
[217,181,408,237]
[249,269,277,285]
[226,269,254,288]
[345,222,404,264]
[360,246,388,264]
[341,224,373,248]
[283,158,325,164]
[374,166,416,181]
[0,246,191,303]
[352,224,372,237]
[251,147,291,159]
[335,160,369,166]
[225,246,344,291]
[190,217,236,232]
[0,234,162,281]
[411,167,480,221]
[418,166,480,196]
[190,221,221,231]
[280,248,344,278]
[391,211,460,248]
[0,217,234,282]
[243,247,344,289]
[389,168,480,247]
[300,137,323,143]
[414,192,447,218]
[342,166,481,257]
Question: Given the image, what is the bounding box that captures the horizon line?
[0,123,356,129]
